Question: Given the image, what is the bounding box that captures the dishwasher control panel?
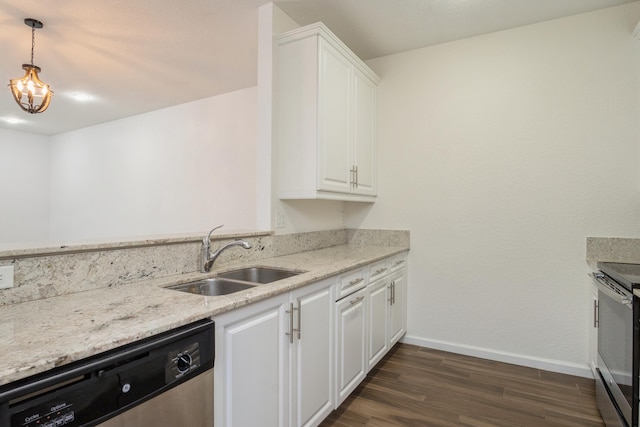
[15,402,75,427]
[0,320,214,427]
[166,341,201,382]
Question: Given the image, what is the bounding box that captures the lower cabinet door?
[388,270,406,346]
[215,295,289,427]
[367,277,389,371]
[291,280,334,427]
[335,287,367,406]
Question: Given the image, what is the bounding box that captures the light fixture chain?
[31,26,35,65]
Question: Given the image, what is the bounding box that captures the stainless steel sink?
[168,267,304,297]
[217,267,303,284]
[168,278,256,296]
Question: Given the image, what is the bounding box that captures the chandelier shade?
[9,64,52,113]
[8,18,53,114]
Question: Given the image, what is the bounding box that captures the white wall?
[260,4,348,234]
[0,129,50,245]
[48,87,258,242]
[347,3,640,374]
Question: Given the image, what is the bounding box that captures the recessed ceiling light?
[70,93,96,102]
[1,117,27,125]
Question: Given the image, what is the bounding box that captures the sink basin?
[167,267,304,297]
[218,267,303,284]
[168,278,256,296]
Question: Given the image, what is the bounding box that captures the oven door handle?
[591,272,633,307]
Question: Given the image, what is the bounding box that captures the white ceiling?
[0,0,637,135]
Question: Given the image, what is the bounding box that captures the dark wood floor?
[320,343,604,427]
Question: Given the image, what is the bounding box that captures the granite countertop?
[586,237,640,298]
[0,244,408,387]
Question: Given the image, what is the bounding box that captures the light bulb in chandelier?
[8,18,53,114]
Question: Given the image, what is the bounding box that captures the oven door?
[593,272,635,427]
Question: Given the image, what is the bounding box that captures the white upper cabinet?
[277,22,380,202]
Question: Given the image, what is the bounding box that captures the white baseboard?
[400,334,593,379]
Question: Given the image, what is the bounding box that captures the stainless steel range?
[592,262,640,427]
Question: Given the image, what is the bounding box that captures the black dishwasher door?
[0,319,214,427]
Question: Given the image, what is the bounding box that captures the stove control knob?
[177,353,192,373]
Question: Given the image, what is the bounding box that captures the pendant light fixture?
[8,18,53,114]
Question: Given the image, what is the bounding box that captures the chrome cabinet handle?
[349,165,359,188]
[286,303,301,342]
[296,303,301,340]
[349,278,364,286]
[374,267,388,275]
[350,296,364,305]
[594,300,599,328]
[392,281,396,305]
[286,303,294,344]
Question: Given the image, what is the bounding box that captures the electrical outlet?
[0,265,14,289]
[276,210,286,228]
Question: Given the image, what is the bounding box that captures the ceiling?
[0,0,637,135]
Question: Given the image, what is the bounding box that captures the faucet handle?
[204,224,224,244]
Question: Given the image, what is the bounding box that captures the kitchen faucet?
[201,225,252,272]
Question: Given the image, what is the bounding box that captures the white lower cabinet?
[366,277,389,370]
[388,269,407,346]
[215,294,289,427]
[589,281,598,375]
[215,252,408,426]
[366,255,408,371]
[290,280,334,427]
[335,287,367,406]
[215,279,334,427]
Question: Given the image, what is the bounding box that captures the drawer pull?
[394,260,405,266]
[348,278,364,286]
[350,296,364,305]
[374,268,388,275]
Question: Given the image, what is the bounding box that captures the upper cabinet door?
[352,69,377,197]
[277,22,380,202]
[317,40,352,195]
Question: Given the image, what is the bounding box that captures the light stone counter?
[586,237,640,298]
[0,244,408,386]
[586,237,640,265]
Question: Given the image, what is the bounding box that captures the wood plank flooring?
[320,343,604,427]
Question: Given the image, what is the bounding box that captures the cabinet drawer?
[337,268,366,300]
[389,254,407,273]
[368,259,390,283]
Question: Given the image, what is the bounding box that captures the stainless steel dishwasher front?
[0,319,214,427]
[98,369,213,426]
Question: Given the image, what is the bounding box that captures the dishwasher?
[0,319,214,427]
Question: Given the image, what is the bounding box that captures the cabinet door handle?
[392,281,396,305]
[350,296,364,305]
[286,303,297,344]
[296,303,301,340]
[374,267,388,275]
[354,165,358,188]
[350,167,356,188]
[387,284,393,303]
[594,300,599,328]
[349,278,364,286]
